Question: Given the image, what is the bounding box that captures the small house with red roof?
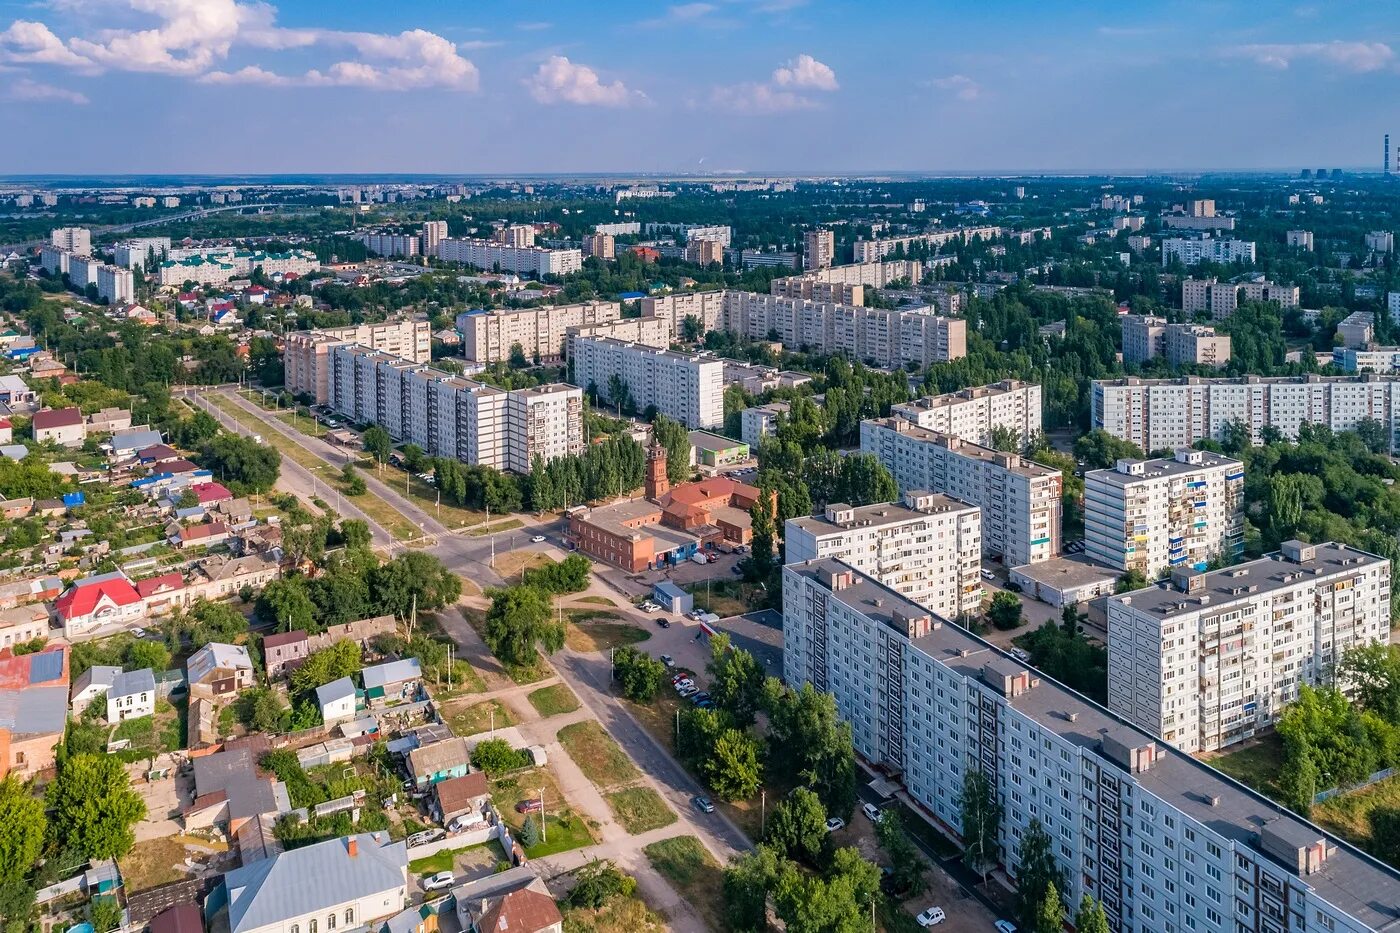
[177,292,200,308]
[31,407,85,448]
[136,572,187,616]
[173,521,230,550]
[244,285,269,304]
[0,419,10,445]
[138,443,181,463]
[55,570,143,637]
[191,482,234,506]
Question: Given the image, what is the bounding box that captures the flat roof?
[1111,542,1385,618]
[865,418,1059,479]
[688,431,746,452]
[788,558,931,635]
[1085,451,1243,487]
[894,380,1036,411]
[787,493,975,536]
[1095,374,1400,388]
[572,334,721,365]
[1009,555,1118,590]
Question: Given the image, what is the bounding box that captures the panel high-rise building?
[803,229,835,270]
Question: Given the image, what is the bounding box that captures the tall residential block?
[1286,230,1314,251]
[781,555,1400,933]
[112,237,171,269]
[784,491,983,622]
[1337,311,1375,349]
[1092,375,1400,453]
[283,319,432,404]
[1161,237,1256,267]
[1108,541,1390,752]
[852,226,1003,262]
[50,227,91,255]
[583,233,615,260]
[95,265,135,305]
[356,232,420,258]
[326,344,582,473]
[1181,278,1299,318]
[569,335,724,430]
[771,260,922,298]
[1367,231,1395,254]
[436,238,581,277]
[420,220,448,255]
[890,380,1042,447]
[455,301,622,364]
[1084,449,1244,579]
[803,229,835,270]
[860,417,1062,566]
[1121,315,1230,367]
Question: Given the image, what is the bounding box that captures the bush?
[566,860,637,909]
[614,646,667,702]
[470,738,532,775]
[520,814,542,847]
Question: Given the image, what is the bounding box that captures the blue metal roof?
[618,291,646,300]
[28,651,64,684]
[654,581,687,599]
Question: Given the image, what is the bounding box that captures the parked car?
[916,907,947,927]
[861,802,882,823]
[994,922,1018,933]
[674,677,695,690]
[448,813,486,833]
[422,871,455,892]
[658,617,671,629]
[1010,647,1031,663]
[695,699,715,709]
[731,565,743,575]
[531,535,546,543]
[661,655,674,667]
[515,798,544,813]
[692,795,715,813]
[980,569,995,581]
[131,627,146,638]
[678,685,699,698]
[641,603,661,613]
[825,817,845,833]
[406,829,444,848]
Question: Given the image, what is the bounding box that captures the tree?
[183,599,249,647]
[89,897,123,933]
[342,464,367,496]
[744,493,777,583]
[723,844,781,932]
[614,646,667,702]
[371,552,463,620]
[764,787,829,865]
[1370,807,1400,866]
[707,635,766,727]
[363,425,393,464]
[1073,429,1143,469]
[1032,882,1065,933]
[874,808,928,897]
[566,860,637,909]
[338,519,372,552]
[704,729,763,801]
[520,814,542,848]
[235,687,288,733]
[0,776,45,886]
[959,769,1000,882]
[522,554,593,594]
[471,738,531,774]
[290,640,363,698]
[483,585,565,668]
[1015,818,1064,928]
[1115,569,1147,593]
[987,591,1025,630]
[653,415,692,485]
[989,424,1022,453]
[124,639,170,673]
[46,754,146,861]
[764,682,857,819]
[198,433,280,494]
[402,444,427,474]
[1073,894,1111,933]
[257,577,317,633]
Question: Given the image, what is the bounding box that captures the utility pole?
[539,789,547,843]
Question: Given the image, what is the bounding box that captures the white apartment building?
[594,221,641,236]
[1181,278,1299,318]
[891,380,1042,447]
[1335,346,1400,374]
[1337,311,1375,349]
[95,265,135,305]
[771,260,923,303]
[1108,540,1390,752]
[1286,230,1314,250]
[569,335,723,429]
[39,245,69,277]
[565,316,670,353]
[1161,237,1256,267]
[1092,374,1400,452]
[455,301,621,364]
[284,319,432,403]
[782,555,1400,933]
[852,226,1003,262]
[326,344,583,473]
[785,491,983,621]
[804,229,835,270]
[1121,315,1231,367]
[1084,449,1244,579]
[436,238,582,277]
[112,237,172,270]
[495,224,536,248]
[68,255,99,290]
[420,220,448,256]
[356,232,420,258]
[50,227,90,255]
[1391,291,1400,326]
[740,401,790,450]
[1367,231,1395,254]
[158,250,319,286]
[583,233,615,260]
[860,417,1062,567]
[644,223,731,247]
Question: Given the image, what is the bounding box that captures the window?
[328,914,336,930]
[310,920,318,933]
[345,910,354,925]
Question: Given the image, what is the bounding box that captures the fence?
[405,823,499,862]
[1314,766,1397,804]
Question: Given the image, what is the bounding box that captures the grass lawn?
[558,721,639,788]
[406,838,506,876]
[490,768,596,858]
[1314,774,1400,852]
[562,893,666,933]
[576,596,614,606]
[1208,733,1285,803]
[565,621,650,653]
[494,550,553,580]
[528,683,580,717]
[470,518,524,538]
[119,835,226,891]
[682,579,754,618]
[444,698,514,737]
[605,786,677,835]
[643,836,726,933]
[424,659,487,699]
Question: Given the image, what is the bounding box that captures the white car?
[824,817,845,833]
[131,627,147,638]
[861,802,882,823]
[641,603,661,613]
[422,871,454,892]
[531,535,546,543]
[916,907,946,927]
[980,569,996,581]
[1010,647,1031,663]
[406,829,444,848]
[448,813,486,833]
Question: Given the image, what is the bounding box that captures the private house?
[185,739,290,835]
[185,553,280,602]
[31,407,85,447]
[407,737,470,789]
[0,375,33,406]
[190,482,234,506]
[71,665,120,713]
[0,604,47,651]
[174,521,231,550]
[149,904,203,933]
[86,408,133,434]
[316,677,359,726]
[431,772,490,827]
[187,643,254,696]
[454,869,561,933]
[380,904,439,933]
[0,644,69,777]
[306,616,397,653]
[217,833,408,933]
[0,422,11,445]
[138,443,182,464]
[136,572,188,616]
[106,668,156,722]
[110,427,164,458]
[263,630,309,678]
[54,571,143,637]
[361,658,421,708]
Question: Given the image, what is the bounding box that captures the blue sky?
[0,0,1396,175]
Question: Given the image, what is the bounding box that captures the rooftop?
[864,418,1060,479]
[362,657,421,689]
[688,430,747,452]
[109,667,155,699]
[225,834,406,933]
[1086,449,1243,487]
[893,379,1036,412]
[1096,374,1400,388]
[1009,555,1119,590]
[787,491,976,536]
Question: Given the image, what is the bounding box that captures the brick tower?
[646,441,669,501]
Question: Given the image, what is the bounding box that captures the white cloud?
[525,55,644,107]
[516,21,553,31]
[668,3,717,20]
[772,53,837,90]
[1226,40,1394,72]
[5,76,88,103]
[930,73,982,101]
[711,81,814,115]
[1,1,480,91]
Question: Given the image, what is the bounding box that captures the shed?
[652,581,692,615]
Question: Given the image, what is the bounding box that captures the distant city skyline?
[0,0,1396,174]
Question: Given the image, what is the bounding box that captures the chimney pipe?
[347,836,358,857]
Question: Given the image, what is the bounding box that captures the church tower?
[646,442,669,501]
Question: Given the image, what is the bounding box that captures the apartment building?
[39,245,69,277]
[50,227,90,255]
[1337,311,1375,349]
[1161,238,1256,267]
[67,255,99,290]
[684,238,724,266]
[356,232,420,258]
[421,221,448,256]
[1121,315,1231,367]
[95,265,135,305]
[565,316,669,353]
[455,301,622,364]
[569,335,724,430]
[644,223,731,247]
[740,401,790,450]
[891,380,1042,447]
[583,233,615,260]
[1084,449,1244,579]
[1286,230,1314,250]
[641,291,728,337]
[1108,540,1390,752]
[804,229,835,270]
[781,556,1400,933]
[1181,278,1299,318]
[1334,345,1400,374]
[860,417,1061,566]
[494,224,535,248]
[157,250,319,286]
[435,238,582,277]
[852,226,1003,262]
[1092,374,1400,452]
[113,237,171,269]
[1367,231,1395,254]
[326,344,582,472]
[773,260,922,300]
[283,319,432,404]
[785,491,983,622]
